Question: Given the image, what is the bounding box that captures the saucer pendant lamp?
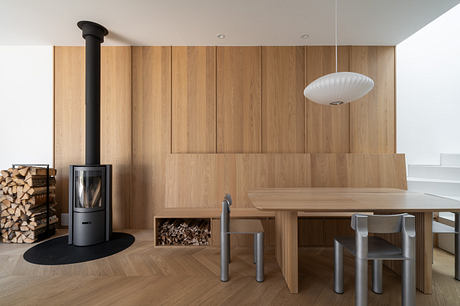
[304,0,374,105]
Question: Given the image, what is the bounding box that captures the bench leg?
[456,213,460,281]
[254,233,257,264]
[256,232,264,282]
[221,231,229,282]
[334,239,344,294]
[372,260,383,294]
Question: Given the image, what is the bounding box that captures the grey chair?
[334,214,416,306]
[432,213,460,280]
[220,194,264,282]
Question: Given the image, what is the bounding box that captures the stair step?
[441,154,460,166]
[432,220,457,233]
[408,165,460,180]
[407,177,460,196]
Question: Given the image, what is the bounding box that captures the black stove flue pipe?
[77,21,108,165]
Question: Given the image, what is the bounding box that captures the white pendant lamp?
[304,0,374,105]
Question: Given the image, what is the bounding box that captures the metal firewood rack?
[12,163,56,242]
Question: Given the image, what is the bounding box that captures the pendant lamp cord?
[335,0,338,73]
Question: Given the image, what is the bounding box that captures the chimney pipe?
[77,21,108,165]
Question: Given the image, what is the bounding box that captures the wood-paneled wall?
[350,46,396,153]
[172,47,216,153]
[262,47,305,153]
[131,47,171,228]
[165,153,406,209]
[217,47,262,153]
[306,46,350,153]
[54,45,397,229]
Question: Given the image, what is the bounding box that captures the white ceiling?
[0,0,458,46]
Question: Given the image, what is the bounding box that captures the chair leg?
[402,258,416,306]
[455,213,460,281]
[220,232,229,282]
[228,235,231,263]
[334,239,344,294]
[254,233,257,264]
[256,232,264,282]
[372,260,383,294]
[355,257,368,306]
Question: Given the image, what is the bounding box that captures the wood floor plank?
[0,230,459,305]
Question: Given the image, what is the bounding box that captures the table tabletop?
[248,187,460,212]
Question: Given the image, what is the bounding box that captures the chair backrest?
[351,213,416,259]
[351,213,408,234]
[221,194,232,233]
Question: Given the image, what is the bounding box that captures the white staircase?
[407,153,460,254]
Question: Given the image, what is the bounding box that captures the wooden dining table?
[248,187,460,294]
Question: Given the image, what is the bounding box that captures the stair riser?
[408,165,460,180]
[407,180,460,196]
[441,154,460,166]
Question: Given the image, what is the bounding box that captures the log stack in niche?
[0,166,58,243]
[158,219,210,246]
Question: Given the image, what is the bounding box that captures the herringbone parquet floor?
[0,229,459,306]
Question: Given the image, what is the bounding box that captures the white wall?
[397,4,460,165]
[0,46,53,170]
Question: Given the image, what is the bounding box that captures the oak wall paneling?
[131,46,171,228]
[310,153,407,189]
[54,47,85,219]
[55,45,398,231]
[217,47,262,153]
[350,46,396,153]
[165,153,405,208]
[165,154,311,209]
[100,47,132,229]
[306,46,350,153]
[172,47,216,153]
[262,46,305,153]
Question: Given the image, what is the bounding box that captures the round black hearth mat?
[23,232,135,265]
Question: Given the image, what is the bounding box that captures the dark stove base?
[23,232,134,265]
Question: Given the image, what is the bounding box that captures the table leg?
[416,212,433,294]
[455,212,460,281]
[275,211,298,293]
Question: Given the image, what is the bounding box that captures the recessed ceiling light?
[300,34,310,40]
[217,34,226,39]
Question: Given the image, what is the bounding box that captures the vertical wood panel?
[172,47,216,153]
[262,46,305,153]
[132,47,171,228]
[310,153,407,189]
[101,47,132,229]
[54,47,85,217]
[306,46,350,152]
[217,47,261,153]
[350,46,395,153]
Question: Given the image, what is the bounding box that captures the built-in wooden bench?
[154,208,371,247]
[160,153,405,247]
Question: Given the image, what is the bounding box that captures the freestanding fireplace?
[68,21,112,246]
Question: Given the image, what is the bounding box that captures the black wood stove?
[68,21,112,246]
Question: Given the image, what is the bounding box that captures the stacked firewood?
[0,166,58,243]
[158,219,210,246]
